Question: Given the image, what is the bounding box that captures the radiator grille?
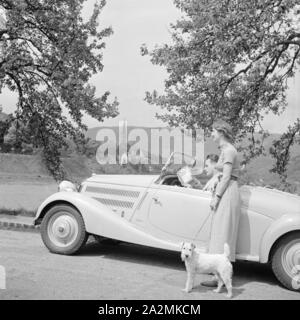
[86,186,140,198]
[93,197,134,209]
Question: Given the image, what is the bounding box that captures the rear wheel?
[271,232,300,291]
[41,205,88,255]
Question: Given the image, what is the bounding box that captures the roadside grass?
[0,207,36,217]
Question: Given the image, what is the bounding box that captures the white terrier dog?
[181,242,233,298]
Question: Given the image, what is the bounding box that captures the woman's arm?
[210,163,233,211]
[215,163,233,197]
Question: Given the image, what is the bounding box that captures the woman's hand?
[210,196,220,211]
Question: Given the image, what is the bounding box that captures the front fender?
[34,191,112,225]
[35,191,180,252]
[259,213,300,263]
[34,191,113,231]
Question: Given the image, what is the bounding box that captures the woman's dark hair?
[212,119,234,142]
[206,154,219,163]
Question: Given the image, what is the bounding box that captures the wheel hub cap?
[282,239,300,289]
[48,213,79,248]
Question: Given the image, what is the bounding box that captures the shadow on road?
[191,282,246,298]
[80,240,184,271]
[233,260,278,287]
[79,238,283,294]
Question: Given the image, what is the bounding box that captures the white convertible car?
[34,157,300,292]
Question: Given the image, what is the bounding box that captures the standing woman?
[203,119,241,286]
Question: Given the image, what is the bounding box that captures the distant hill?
[0,124,298,194]
[86,126,285,161]
[87,126,300,192]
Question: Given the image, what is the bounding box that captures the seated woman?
[203,154,222,193]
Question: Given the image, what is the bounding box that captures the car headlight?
[58,180,77,192]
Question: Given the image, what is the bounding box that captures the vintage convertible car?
[34,154,300,292]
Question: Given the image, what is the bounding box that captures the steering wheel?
[157,152,199,182]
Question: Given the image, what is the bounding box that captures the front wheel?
[41,204,88,255]
[271,232,300,291]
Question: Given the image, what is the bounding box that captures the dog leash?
[194,175,223,244]
[192,209,214,244]
[192,177,220,246]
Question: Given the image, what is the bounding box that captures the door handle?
[152,197,161,204]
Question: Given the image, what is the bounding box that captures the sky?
[0,0,299,133]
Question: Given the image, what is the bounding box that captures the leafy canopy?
[142,0,300,179]
[0,0,118,179]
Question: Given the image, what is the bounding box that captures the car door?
[148,185,212,244]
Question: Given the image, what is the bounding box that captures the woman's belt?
[218,175,238,181]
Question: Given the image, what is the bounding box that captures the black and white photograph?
[0,0,300,306]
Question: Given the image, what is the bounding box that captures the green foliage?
[0,0,119,180]
[270,118,300,180]
[74,136,101,158]
[143,0,300,179]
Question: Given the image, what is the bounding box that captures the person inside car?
[203,154,222,193]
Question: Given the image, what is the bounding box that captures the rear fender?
[259,214,300,263]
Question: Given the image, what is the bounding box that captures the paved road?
[0,230,299,300]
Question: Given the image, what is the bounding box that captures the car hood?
[85,174,159,188]
[240,185,300,219]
